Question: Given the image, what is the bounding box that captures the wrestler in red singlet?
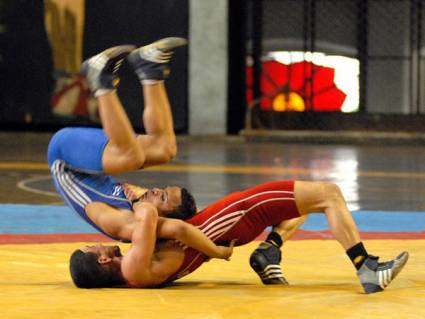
[166,180,301,282]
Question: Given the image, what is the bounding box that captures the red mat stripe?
[0,230,424,244]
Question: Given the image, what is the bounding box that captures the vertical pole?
[227,0,248,134]
[252,0,263,105]
[303,0,310,109]
[417,0,423,113]
[356,0,368,113]
[409,0,417,114]
[310,0,316,111]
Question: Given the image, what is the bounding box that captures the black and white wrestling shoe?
[357,251,409,294]
[81,45,135,95]
[127,37,187,82]
[249,242,288,285]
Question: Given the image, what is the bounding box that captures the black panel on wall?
[0,0,54,125]
[84,0,189,133]
[228,0,248,134]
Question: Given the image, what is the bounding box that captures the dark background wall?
[0,0,188,133]
[0,0,54,125]
[2,0,425,133]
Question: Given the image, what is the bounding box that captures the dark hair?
[166,187,197,220]
[69,250,125,288]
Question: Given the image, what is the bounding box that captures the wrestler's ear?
[98,255,112,264]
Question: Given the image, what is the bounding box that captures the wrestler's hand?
[123,183,148,202]
[216,239,237,261]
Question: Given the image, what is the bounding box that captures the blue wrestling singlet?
[48,128,132,241]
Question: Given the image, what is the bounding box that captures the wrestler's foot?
[357,251,409,294]
[81,45,135,94]
[127,37,187,82]
[249,242,288,285]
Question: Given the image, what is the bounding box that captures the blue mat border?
[0,204,424,234]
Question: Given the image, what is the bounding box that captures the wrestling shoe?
[357,251,409,294]
[249,242,288,285]
[127,37,187,81]
[81,45,135,94]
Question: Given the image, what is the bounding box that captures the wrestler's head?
[69,244,125,288]
[138,186,197,220]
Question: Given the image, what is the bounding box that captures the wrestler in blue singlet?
[48,127,132,241]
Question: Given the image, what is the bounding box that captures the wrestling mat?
[0,204,423,319]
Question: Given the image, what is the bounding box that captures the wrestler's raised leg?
[127,38,188,167]
[135,82,176,167]
[81,38,187,174]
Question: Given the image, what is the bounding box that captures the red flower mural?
[51,74,99,121]
[246,60,347,112]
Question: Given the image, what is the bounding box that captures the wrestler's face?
[140,186,182,214]
[81,244,123,263]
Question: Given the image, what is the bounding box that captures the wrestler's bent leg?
[81,39,187,173]
[81,45,146,174]
[127,38,187,167]
[294,181,409,294]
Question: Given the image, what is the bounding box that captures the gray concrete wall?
[367,1,411,114]
[189,0,228,134]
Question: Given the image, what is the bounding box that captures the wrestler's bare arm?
[156,217,233,260]
[85,202,233,260]
[121,202,181,287]
[121,183,233,259]
[85,202,135,240]
[120,183,233,258]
